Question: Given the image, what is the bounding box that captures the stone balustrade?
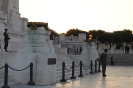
[98,49,133,54]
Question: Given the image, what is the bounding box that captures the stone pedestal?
[35,53,56,85]
[81,42,99,66]
[18,27,56,85]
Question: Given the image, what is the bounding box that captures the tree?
[88,30,106,49]
[65,28,88,39]
[88,30,106,39]
[113,29,133,49]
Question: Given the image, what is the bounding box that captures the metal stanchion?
[27,63,35,85]
[2,63,10,88]
[98,60,101,72]
[60,62,67,82]
[70,61,76,79]
[94,60,97,73]
[90,60,93,74]
[78,61,83,77]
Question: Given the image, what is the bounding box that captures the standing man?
[127,46,130,54]
[80,46,82,54]
[100,49,108,76]
[125,45,127,54]
[3,29,11,52]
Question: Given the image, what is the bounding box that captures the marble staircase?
[0,71,20,87]
[100,54,133,66]
[56,54,89,82]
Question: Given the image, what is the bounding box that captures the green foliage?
[88,30,106,39]
[65,28,133,49]
[66,28,88,36]
[65,28,89,39]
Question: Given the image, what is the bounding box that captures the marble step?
[56,62,74,65]
[0,78,15,83]
[56,66,82,71]
[57,60,73,62]
[0,75,4,79]
[0,82,21,87]
[57,61,79,63]
[0,72,4,75]
[57,63,73,65]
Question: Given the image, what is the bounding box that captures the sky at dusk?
[19,0,133,33]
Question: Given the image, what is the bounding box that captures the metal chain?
[74,64,80,67]
[0,66,5,69]
[65,65,72,71]
[82,65,90,70]
[8,65,30,71]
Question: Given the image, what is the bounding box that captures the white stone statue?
[0,0,7,15]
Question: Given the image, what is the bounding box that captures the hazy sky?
[19,0,133,33]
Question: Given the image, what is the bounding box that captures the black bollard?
[27,63,35,85]
[94,60,97,73]
[78,61,83,77]
[2,63,10,88]
[60,62,67,82]
[98,60,101,72]
[90,60,93,74]
[70,61,76,79]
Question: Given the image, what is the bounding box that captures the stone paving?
[11,66,133,88]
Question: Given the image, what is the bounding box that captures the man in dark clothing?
[125,46,127,54]
[4,29,11,52]
[100,49,108,76]
[110,56,114,66]
[127,46,130,54]
[80,46,82,54]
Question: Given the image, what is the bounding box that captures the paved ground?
[11,66,133,88]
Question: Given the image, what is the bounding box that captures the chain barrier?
[97,60,101,72]
[70,61,76,79]
[92,65,95,71]
[8,65,30,71]
[60,62,67,82]
[2,63,35,88]
[65,65,72,71]
[74,64,80,67]
[82,64,90,70]
[0,65,5,69]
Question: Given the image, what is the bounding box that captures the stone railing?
[98,49,133,54]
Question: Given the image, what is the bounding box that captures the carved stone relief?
[0,0,7,15]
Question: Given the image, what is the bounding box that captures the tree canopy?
[65,28,133,49]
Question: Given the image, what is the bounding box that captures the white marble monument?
[81,42,99,66]
[16,26,57,85]
[0,0,27,52]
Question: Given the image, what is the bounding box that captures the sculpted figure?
[0,0,7,15]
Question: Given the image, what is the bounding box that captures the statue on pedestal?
[0,0,7,15]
